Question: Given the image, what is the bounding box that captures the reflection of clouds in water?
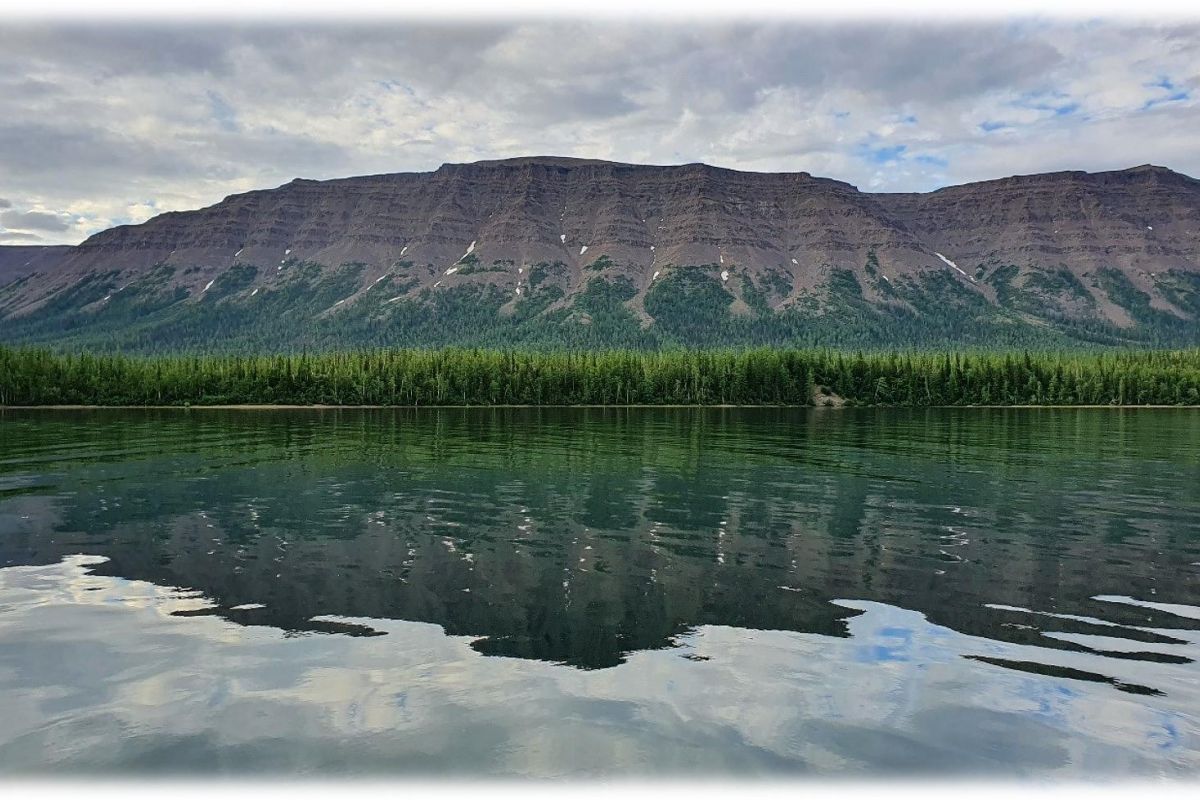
[0,554,215,616]
[0,556,1196,776]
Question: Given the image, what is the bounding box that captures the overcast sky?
[1,18,1197,245]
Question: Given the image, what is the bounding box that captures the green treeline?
[2,346,1199,407]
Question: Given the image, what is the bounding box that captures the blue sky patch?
[1012,89,1079,117]
[206,91,239,133]
[858,143,908,164]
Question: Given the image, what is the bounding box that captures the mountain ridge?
[2,157,1198,352]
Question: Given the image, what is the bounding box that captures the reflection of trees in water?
[1,407,1198,669]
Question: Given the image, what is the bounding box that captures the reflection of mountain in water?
[1,407,1199,670]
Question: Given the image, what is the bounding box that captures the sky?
[0,16,1198,245]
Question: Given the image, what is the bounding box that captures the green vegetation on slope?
[2,346,1198,407]
[2,260,1198,354]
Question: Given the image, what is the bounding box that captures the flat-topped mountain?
[3,158,1199,351]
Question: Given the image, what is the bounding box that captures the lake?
[0,407,1198,777]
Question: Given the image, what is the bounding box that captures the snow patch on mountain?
[935,252,975,281]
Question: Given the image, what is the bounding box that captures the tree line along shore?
[1,347,1199,408]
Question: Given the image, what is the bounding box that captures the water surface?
[1,407,1198,776]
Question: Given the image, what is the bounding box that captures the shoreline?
[3,404,1199,411]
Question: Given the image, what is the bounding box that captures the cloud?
[0,231,44,243]
[0,199,11,209]
[0,209,73,232]
[0,20,1197,244]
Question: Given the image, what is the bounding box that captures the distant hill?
[2,158,1198,351]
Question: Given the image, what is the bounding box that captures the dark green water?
[1,407,1198,776]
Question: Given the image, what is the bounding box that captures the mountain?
[2,157,1199,352]
[0,245,72,283]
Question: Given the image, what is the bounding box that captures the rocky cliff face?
[2,158,1199,351]
[886,165,1200,267]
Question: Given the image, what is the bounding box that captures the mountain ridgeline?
[2,157,1199,352]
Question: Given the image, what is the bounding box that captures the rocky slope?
[2,157,1199,351]
[0,245,72,283]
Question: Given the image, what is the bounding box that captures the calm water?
[0,407,1199,777]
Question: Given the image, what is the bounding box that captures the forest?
[2,346,1199,407]
[4,261,1200,354]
